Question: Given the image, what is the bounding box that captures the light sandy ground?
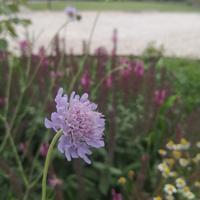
[16,11,200,58]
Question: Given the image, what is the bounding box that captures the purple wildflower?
[39,143,49,157]
[45,88,105,164]
[112,189,123,200]
[19,40,30,54]
[48,175,63,187]
[105,75,112,89]
[154,89,167,106]
[134,61,144,77]
[81,71,90,92]
[65,6,80,21]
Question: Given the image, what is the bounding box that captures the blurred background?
[0,0,200,200]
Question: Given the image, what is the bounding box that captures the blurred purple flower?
[134,61,144,77]
[65,6,80,21]
[19,142,27,154]
[50,71,64,78]
[19,40,30,54]
[105,75,112,88]
[38,46,49,67]
[45,88,105,164]
[81,71,90,91]
[120,58,132,78]
[48,175,63,187]
[112,189,123,200]
[39,143,49,157]
[154,89,167,106]
[95,47,108,57]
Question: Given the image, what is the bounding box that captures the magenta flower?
[19,40,30,54]
[112,189,123,200]
[81,71,90,91]
[45,88,105,164]
[48,175,63,187]
[39,143,49,157]
[134,61,144,77]
[154,89,167,106]
[105,75,112,88]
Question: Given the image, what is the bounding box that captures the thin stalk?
[41,130,62,200]
[4,59,13,119]
[7,125,29,187]
[68,0,110,93]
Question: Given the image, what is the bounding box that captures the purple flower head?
[45,88,105,164]
[65,6,80,21]
[81,71,90,92]
[134,61,144,77]
[19,40,30,54]
[105,75,112,89]
[39,143,49,157]
[112,189,123,200]
[120,58,132,78]
[48,175,63,187]
[154,89,167,106]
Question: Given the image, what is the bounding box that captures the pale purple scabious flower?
[65,6,79,21]
[45,88,105,164]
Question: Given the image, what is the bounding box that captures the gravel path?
[17,11,200,58]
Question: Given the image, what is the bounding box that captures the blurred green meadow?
[1,1,200,200]
[27,1,200,12]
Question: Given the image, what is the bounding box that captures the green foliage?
[0,0,30,50]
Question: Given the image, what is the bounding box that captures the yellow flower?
[172,150,182,159]
[179,138,190,150]
[158,163,170,177]
[164,184,177,195]
[175,177,186,189]
[166,140,175,150]
[165,195,174,200]
[128,170,135,179]
[194,181,200,188]
[196,141,200,148]
[153,196,162,200]
[183,191,195,199]
[192,153,200,163]
[118,177,126,185]
[158,149,167,156]
[179,158,190,167]
[169,171,177,177]
[182,186,190,193]
[164,158,175,167]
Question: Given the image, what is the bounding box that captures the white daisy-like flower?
[175,177,186,189]
[164,184,177,195]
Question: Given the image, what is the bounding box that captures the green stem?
[68,0,109,93]
[41,130,62,200]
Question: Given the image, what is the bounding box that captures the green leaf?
[0,39,8,50]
